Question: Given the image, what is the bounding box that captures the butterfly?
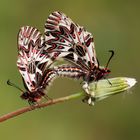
[44,11,114,105]
[15,26,56,104]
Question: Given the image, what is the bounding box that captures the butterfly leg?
[82,82,96,106]
[44,94,53,101]
[28,100,38,109]
[82,82,90,94]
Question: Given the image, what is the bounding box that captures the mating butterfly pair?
[9,11,114,105]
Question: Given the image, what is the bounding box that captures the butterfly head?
[96,67,111,80]
[20,90,44,104]
[7,80,44,104]
[88,67,110,82]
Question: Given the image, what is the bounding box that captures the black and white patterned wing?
[44,11,98,71]
[17,26,52,92]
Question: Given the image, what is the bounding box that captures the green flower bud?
[82,77,137,105]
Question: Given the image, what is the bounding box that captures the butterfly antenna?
[105,50,114,69]
[7,80,24,92]
[106,78,112,86]
[97,58,100,68]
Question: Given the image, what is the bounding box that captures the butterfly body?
[17,26,56,104]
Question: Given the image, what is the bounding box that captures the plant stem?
[0,92,84,123]
[0,77,136,123]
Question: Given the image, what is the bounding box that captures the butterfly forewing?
[44,11,98,71]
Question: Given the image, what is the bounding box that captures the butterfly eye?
[108,70,111,73]
[106,69,111,73]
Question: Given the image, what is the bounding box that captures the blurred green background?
[0,0,139,140]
